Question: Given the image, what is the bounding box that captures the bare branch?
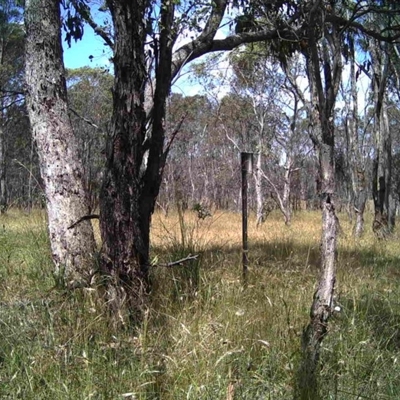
[70,0,114,49]
[172,27,297,81]
[13,159,43,190]
[260,169,285,213]
[197,0,227,42]
[68,214,100,230]
[162,114,186,164]
[69,108,100,129]
[155,254,199,267]
[327,14,400,43]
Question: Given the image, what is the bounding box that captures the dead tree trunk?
[25,0,97,287]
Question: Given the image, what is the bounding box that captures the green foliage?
[62,0,89,47]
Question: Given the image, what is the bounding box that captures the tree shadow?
[150,235,400,399]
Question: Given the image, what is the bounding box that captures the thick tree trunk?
[99,0,149,314]
[25,0,96,286]
[100,0,174,317]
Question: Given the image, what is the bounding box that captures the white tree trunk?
[25,0,96,286]
[346,36,366,237]
[254,152,264,226]
[282,157,292,226]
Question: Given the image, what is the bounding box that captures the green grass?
[1,209,400,399]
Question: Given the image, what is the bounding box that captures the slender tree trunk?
[346,36,366,237]
[371,40,391,237]
[0,123,6,213]
[0,37,7,214]
[299,141,337,400]
[382,104,394,232]
[189,154,196,205]
[296,3,341,397]
[25,0,96,286]
[254,152,264,226]
[282,156,292,225]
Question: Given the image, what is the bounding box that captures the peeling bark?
[295,2,341,398]
[99,0,150,315]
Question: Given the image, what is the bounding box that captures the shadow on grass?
[148,238,400,399]
[151,235,400,280]
[341,293,400,351]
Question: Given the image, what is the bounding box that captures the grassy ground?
[1,209,400,399]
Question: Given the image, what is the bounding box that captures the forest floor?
[1,209,400,399]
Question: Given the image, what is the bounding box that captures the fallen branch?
[155,254,199,268]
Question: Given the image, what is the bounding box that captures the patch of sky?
[62,2,112,71]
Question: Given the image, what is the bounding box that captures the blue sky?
[63,25,112,70]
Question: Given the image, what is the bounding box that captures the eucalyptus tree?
[162,93,218,210]
[194,50,309,225]
[295,3,343,396]
[25,0,97,287]
[293,2,400,398]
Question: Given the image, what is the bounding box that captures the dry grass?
[1,208,400,399]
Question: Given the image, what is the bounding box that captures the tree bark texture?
[296,2,340,398]
[25,0,97,286]
[99,0,166,315]
[370,39,392,237]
